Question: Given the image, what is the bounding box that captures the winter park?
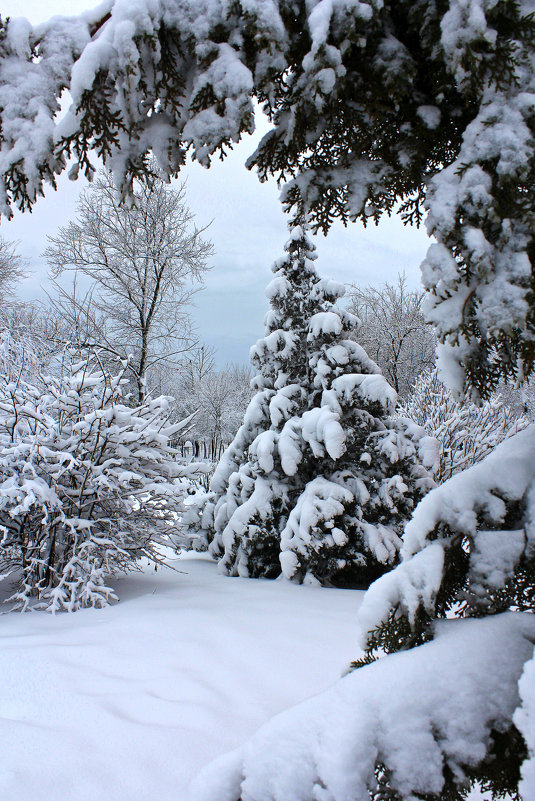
[0,1,534,800]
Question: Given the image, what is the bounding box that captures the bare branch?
[44,168,214,403]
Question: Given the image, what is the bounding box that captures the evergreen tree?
[351,423,535,798]
[185,226,436,585]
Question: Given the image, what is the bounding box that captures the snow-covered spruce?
[398,367,530,483]
[358,424,535,649]
[0,346,199,612]
[353,424,535,797]
[184,227,436,586]
[515,645,535,801]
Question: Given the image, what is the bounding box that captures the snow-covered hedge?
[0,345,198,612]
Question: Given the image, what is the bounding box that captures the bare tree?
[346,274,436,398]
[399,368,530,483]
[44,170,213,402]
[180,344,217,394]
[173,362,253,460]
[0,236,26,309]
[0,302,68,381]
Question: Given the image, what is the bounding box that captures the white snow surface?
[0,552,363,801]
[192,612,535,801]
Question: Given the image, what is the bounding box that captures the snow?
[330,373,398,414]
[308,311,343,338]
[357,542,445,641]
[301,406,346,460]
[515,646,535,800]
[0,552,364,801]
[280,477,353,579]
[192,612,535,801]
[469,529,526,594]
[416,104,441,129]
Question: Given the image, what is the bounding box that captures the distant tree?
[0,343,199,612]
[0,301,68,381]
[346,275,436,398]
[180,345,217,391]
[176,363,253,460]
[184,227,436,585]
[45,171,213,403]
[399,368,530,483]
[0,235,26,308]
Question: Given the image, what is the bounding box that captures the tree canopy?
[0,0,533,395]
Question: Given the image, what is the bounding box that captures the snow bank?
[191,613,535,801]
[0,554,364,801]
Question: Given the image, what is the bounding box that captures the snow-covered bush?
[399,368,530,483]
[184,227,436,586]
[0,328,41,384]
[0,346,196,612]
[497,378,535,422]
[191,425,535,801]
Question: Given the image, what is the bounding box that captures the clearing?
[0,552,363,801]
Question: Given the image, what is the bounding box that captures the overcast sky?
[3,0,431,366]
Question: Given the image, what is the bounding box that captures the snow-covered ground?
[0,553,364,801]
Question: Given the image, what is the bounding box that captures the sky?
[2,0,432,367]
